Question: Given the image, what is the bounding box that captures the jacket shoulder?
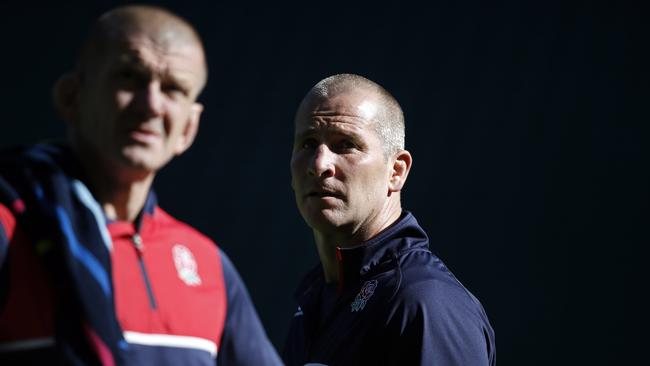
[391,248,488,323]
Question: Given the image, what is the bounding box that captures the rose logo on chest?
[172,244,202,286]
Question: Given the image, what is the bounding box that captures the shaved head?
[299,74,405,156]
[78,4,207,90]
[52,4,209,182]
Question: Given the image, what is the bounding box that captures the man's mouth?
[306,190,343,199]
[127,126,161,144]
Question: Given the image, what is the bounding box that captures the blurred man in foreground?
[0,5,281,365]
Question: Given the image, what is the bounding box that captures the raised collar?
[132,189,158,231]
[26,143,159,230]
[295,211,429,298]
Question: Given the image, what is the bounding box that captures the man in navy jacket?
[284,74,496,365]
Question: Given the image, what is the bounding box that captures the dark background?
[1,1,646,364]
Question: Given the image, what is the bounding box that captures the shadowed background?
[1,1,646,364]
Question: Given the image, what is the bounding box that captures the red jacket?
[0,144,281,365]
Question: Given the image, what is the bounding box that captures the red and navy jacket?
[0,144,282,365]
[283,212,496,366]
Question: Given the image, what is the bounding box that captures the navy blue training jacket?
[283,212,496,366]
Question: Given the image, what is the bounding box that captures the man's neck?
[77,155,155,223]
[98,175,154,222]
[314,200,403,283]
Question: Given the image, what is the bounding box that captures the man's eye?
[336,140,357,151]
[300,139,318,149]
[117,69,139,81]
[115,69,145,88]
[162,83,187,96]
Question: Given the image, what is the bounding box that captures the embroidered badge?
[350,280,378,312]
[293,306,304,317]
[172,244,202,286]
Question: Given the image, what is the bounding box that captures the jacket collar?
[295,211,429,298]
[32,143,159,229]
[336,211,428,287]
[133,190,158,230]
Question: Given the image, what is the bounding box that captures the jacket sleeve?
[0,204,10,267]
[0,167,20,311]
[385,279,495,366]
[0,173,22,270]
[0,203,18,270]
[216,249,283,366]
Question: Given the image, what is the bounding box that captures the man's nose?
[133,80,164,118]
[307,144,335,178]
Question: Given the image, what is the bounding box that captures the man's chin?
[302,208,347,232]
[119,147,169,173]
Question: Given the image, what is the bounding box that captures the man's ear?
[174,102,203,155]
[52,72,81,124]
[388,149,412,193]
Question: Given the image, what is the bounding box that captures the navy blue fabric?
[0,144,127,365]
[218,249,283,366]
[283,212,496,366]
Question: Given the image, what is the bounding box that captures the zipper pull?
[335,247,343,262]
[336,247,344,295]
[132,233,144,254]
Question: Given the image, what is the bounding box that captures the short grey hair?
[308,74,405,156]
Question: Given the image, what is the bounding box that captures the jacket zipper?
[132,233,157,309]
[336,247,344,295]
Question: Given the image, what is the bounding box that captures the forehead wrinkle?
[311,114,368,126]
[309,94,380,122]
[295,118,367,140]
[115,38,202,84]
[115,48,169,84]
[125,37,196,65]
[130,33,198,57]
[309,107,376,125]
